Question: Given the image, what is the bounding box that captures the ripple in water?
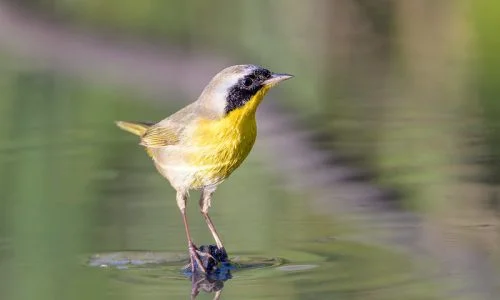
[85,238,430,296]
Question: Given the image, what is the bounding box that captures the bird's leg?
[214,290,222,300]
[200,187,225,250]
[177,191,206,273]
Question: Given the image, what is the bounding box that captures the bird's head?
[198,64,293,118]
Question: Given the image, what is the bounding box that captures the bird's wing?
[139,102,204,148]
[140,125,181,147]
[140,101,219,148]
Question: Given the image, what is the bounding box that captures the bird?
[115,64,293,272]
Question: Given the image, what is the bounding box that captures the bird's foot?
[186,244,230,274]
[188,243,212,273]
[200,245,228,263]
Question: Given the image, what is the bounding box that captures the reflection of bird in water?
[190,266,231,300]
[116,65,292,272]
[191,276,223,300]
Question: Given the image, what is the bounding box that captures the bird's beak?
[263,73,294,87]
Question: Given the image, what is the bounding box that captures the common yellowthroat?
[116,64,292,272]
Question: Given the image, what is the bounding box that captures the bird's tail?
[115,121,153,136]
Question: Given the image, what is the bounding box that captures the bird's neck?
[227,86,269,124]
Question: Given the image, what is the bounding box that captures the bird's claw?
[185,244,231,275]
[189,244,209,273]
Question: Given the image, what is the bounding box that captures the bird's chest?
[212,125,256,166]
[189,116,257,185]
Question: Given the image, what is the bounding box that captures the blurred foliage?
[474,0,500,183]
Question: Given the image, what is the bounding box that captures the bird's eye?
[262,69,271,78]
[243,77,253,87]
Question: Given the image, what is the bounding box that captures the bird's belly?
[189,140,253,188]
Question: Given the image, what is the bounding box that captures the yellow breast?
[186,86,274,189]
[188,106,258,188]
